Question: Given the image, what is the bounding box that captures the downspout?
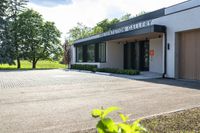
[163,32,167,78]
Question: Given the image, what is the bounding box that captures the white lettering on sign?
[75,20,153,43]
[99,19,152,37]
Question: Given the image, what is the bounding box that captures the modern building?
[71,0,200,81]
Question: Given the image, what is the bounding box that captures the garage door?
[179,29,200,80]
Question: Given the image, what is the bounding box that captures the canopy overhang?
[74,25,166,46]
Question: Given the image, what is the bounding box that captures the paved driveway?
[0,69,200,133]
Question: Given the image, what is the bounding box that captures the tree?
[68,23,92,45]
[94,18,120,32]
[15,9,43,68]
[0,0,7,28]
[67,18,120,45]
[38,21,62,67]
[16,9,61,69]
[92,26,104,35]
[136,11,146,17]
[120,13,132,21]
[0,0,15,65]
[0,0,28,67]
[9,0,28,68]
[109,18,120,26]
[62,40,71,66]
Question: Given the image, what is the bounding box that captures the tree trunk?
[32,57,36,69]
[32,58,39,69]
[17,58,21,69]
[32,61,36,69]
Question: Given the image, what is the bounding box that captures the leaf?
[118,123,132,132]
[102,118,118,132]
[97,128,105,133]
[91,109,103,118]
[131,119,147,132]
[96,120,106,133]
[119,113,129,123]
[131,119,141,131]
[102,106,121,118]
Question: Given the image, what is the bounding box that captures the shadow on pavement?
[137,78,200,90]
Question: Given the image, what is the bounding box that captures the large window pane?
[76,43,106,63]
[87,44,95,62]
[99,43,106,62]
[76,46,83,62]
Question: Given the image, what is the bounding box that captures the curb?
[67,69,163,80]
[71,105,200,133]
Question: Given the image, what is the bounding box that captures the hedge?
[95,68,140,75]
[71,64,140,75]
[71,64,97,71]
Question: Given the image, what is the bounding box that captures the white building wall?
[72,1,200,78]
[70,45,76,65]
[152,6,200,78]
[100,41,124,69]
[149,38,163,74]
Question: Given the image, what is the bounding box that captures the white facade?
[149,38,163,74]
[152,2,200,77]
[100,42,124,69]
[71,0,200,79]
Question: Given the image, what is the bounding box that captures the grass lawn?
[141,107,200,132]
[0,60,67,70]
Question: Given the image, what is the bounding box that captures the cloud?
[29,0,72,7]
[27,0,185,41]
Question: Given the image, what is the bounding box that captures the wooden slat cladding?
[179,29,200,80]
[197,30,200,80]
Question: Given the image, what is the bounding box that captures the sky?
[28,0,186,41]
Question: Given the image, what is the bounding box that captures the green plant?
[96,68,140,75]
[70,65,140,75]
[71,64,97,71]
[91,106,147,133]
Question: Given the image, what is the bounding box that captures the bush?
[96,68,140,75]
[91,106,147,133]
[71,64,97,71]
[70,64,140,75]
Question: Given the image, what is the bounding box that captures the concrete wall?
[152,6,200,78]
[100,41,124,69]
[149,38,163,73]
[70,45,76,65]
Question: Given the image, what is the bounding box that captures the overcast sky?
[28,0,186,40]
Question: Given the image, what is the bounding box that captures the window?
[98,43,106,62]
[76,43,106,63]
[87,44,95,62]
[76,46,83,62]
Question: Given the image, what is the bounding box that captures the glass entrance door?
[124,40,149,71]
[124,42,136,69]
[139,41,149,71]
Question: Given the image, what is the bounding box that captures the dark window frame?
[98,42,106,63]
[75,42,106,63]
[95,43,99,62]
[76,45,83,63]
[82,45,88,62]
[86,44,95,63]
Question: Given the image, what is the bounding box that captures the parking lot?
[0,69,200,132]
